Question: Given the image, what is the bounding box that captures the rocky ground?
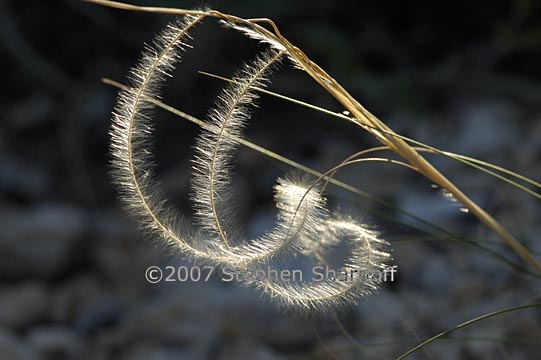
[1,1,540,359]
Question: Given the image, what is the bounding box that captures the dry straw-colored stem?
[85,0,540,272]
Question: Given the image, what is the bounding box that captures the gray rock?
[0,282,49,329]
[455,100,520,156]
[218,339,286,360]
[0,156,50,199]
[0,204,86,279]
[49,274,124,337]
[115,291,210,345]
[50,275,102,325]
[416,255,455,294]
[226,309,314,347]
[124,344,192,360]
[359,290,406,334]
[27,326,84,359]
[76,295,122,335]
[0,328,40,360]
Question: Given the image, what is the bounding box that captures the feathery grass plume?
[191,174,329,265]
[189,44,390,310]
[191,49,329,263]
[109,13,215,261]
[191,49,282,248]
[109,9,392,313]
[220,21,287,53]
[248,215,391,314]
[219,20,305,71]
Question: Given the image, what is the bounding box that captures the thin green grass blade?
[396,302,541,359]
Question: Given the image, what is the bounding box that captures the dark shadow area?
[0,1,540,359]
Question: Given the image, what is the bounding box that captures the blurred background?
[0,0,540,359]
